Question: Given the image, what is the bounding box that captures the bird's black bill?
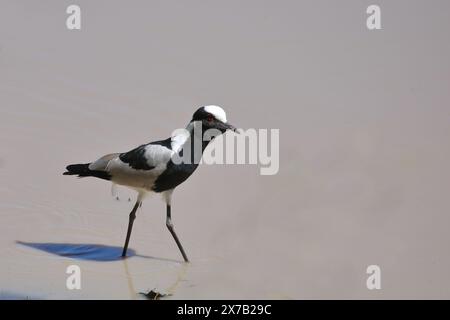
[218,122,239,133]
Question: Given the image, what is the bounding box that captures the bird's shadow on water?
[16,241,180,263]
[0,290,44,300]
[17,241,132,262]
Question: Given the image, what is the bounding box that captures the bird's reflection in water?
[123,257,190,300]
[122,259,137,299]
[167,262,189,296]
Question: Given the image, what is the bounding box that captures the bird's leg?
[166,204,189,262]
[121,200,141,257]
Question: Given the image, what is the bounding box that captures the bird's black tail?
[63,163,90,176]
[63,163,111,180]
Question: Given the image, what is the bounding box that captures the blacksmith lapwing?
[63,105,238,262]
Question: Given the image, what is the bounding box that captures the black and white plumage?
[63,105,238,262]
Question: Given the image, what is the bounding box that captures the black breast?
[152,160,199,192]
[151,128,212,192]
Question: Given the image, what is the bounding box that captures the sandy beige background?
[1,1,449,299]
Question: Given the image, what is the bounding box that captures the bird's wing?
[85,139,174,191]
[118,138,174,171]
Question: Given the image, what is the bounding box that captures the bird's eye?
[207,115,214,122]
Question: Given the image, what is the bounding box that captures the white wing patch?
[143,144,174,169]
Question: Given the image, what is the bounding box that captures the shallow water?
[1,1,450,299]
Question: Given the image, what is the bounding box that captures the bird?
[63,105,238,262]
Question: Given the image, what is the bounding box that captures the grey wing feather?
[88,153,120,171]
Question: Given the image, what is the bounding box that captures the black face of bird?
[203,116,237,134]
[191,106,239,135]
